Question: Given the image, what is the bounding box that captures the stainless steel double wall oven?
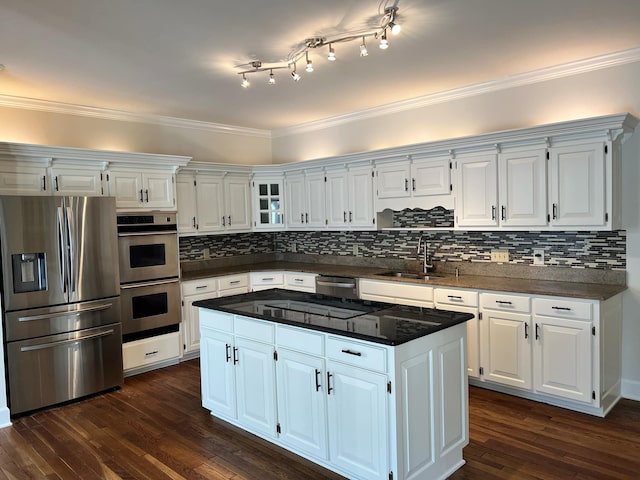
[117,212,180,341]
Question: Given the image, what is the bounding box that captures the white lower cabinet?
[359,278,434,308]
[200,308,468,480]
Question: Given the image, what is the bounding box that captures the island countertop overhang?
[193,288,474,346]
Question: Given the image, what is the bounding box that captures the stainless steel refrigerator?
[0,196,123,415]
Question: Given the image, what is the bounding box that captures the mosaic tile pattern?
[180,228,626,271]
[393,207,455,228]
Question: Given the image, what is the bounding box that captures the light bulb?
[379,30,389,49]
[241,74,250,88]
[268,70,275,85]
[305,52,314,72]
[360,37,368,57]
[328,44,336,61]
[390,22,401,35]
[291,68,301,81]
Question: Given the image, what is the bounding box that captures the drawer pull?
[262,277,274,281]
[233,347,239,365]
[551,306,572,311]
[294,278,304,282]
[327,372,333,395]
[495,300,513,305]
[144,350,159,357]
[195,285,208,290]
[524,323,529,339]
[229,280,240,285]
[225,343,231,362]
[315,368,321,392]
[448,295,463,300]
[341,349,362,357]
[535,323,540,340]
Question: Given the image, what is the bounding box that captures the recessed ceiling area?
[1,0,640,131]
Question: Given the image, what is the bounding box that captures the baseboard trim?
[0,407,11,429]
[621,379,640,401]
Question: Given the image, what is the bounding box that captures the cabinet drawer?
[434,288,478,307]
[218,274,249,292]
[182,278,217,296]
[235,316,275,343]
[326,337,387,373]
[276,325,324,356]
[481,292,530,313]
[284,272,317,291]
[534,297,592,320]
[250,272,284,286]
[359,279,433,303]
[199,309,234,333]
[123,332,180,370]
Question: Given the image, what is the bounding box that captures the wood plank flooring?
[2,359,639,479]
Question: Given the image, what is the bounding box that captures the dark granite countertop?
[181,260,626,301]
[193,289,473,346]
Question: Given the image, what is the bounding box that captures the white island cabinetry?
[199,307,468,480]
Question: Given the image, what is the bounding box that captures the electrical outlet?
[203,247,210,259]
[353,244,359,255]
[533,248,545,266]
[291,242,297,253]
[491,249,509,263]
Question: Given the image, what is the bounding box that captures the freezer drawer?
[6,323,123,415]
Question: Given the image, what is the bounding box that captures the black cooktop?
[193,289,473,346]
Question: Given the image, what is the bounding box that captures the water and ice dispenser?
[11,252,47,293]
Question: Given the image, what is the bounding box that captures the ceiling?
[1,0,640,132]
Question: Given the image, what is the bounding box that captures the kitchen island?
[195,289,474,480]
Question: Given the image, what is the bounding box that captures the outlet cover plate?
[491,249,509,263]
[533,248,545,266]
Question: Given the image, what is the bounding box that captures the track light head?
[241,74,250,88]
[360,37,368,57]
[379,30,389,49]
[328,44,336,61]
[268,69,275,85]
[290,63,301,81]
[305,52,314,72]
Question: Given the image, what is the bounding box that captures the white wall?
[0,105,272,164]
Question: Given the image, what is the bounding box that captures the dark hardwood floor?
[2,359,639,479]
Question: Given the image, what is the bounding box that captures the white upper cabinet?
[50,167,106,196]
[108,170,175,210]
[376,159,411,199]
[252,176,285,230]
[549,141,607,228]
[411,155,451,196]
[326,165,374,229]
[223,174,252,231]
[176,173,225,234]
[176,174,198,232]
[0,163,48,195]
[454,153,498,227]
[498,148,547,227]
[285,170,326,229]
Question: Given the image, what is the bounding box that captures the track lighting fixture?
[290,63,301,82]
[359,37,368,57]
[328,44,336,61]
[379,29,389,49]
[305,51,314,72]
[236,2,401,88]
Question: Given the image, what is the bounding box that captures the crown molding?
[272,46,640,138]
[0,95,271,139]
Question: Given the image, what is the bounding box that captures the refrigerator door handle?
[56,206,67,294]
[19,328,115,352]
[17,302,114,322]
[65,206,75,294]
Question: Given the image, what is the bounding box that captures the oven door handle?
[316,281,356,288]
[120,278,179,289]
[18,302,114,322]
[19,328,115,352]
[117,232,176,237]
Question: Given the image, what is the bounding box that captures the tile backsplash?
[179,229,626,271]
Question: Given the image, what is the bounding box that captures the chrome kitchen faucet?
[417,235,433,274]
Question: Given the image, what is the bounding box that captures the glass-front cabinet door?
[253,176,285,230]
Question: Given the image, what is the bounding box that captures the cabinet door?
[183,291,218,354]
[325,170,348,227]
[499,149,547,227]
[327,361,388,480]
[176,175,197,233]
[276,349,328,460]
[253,178,284,230]
[200,327,236,418]
[533,316,592,403]
[482,310,532,389]
[285,174,306,227]
[549,142,606,227]
[50,168,104,196]
[455,154,498,227]
[348,166,374,228]
[143,172,175,209]
[197,175,225,233]
[224,175,251,231]
[0,165,48,195]
[108,171,143,208]
[235,337,277,438]
[305,173,326,228]
[376,161,410,199]
[411,156,451,196]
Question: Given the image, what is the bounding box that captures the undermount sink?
[378,271,443,280]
